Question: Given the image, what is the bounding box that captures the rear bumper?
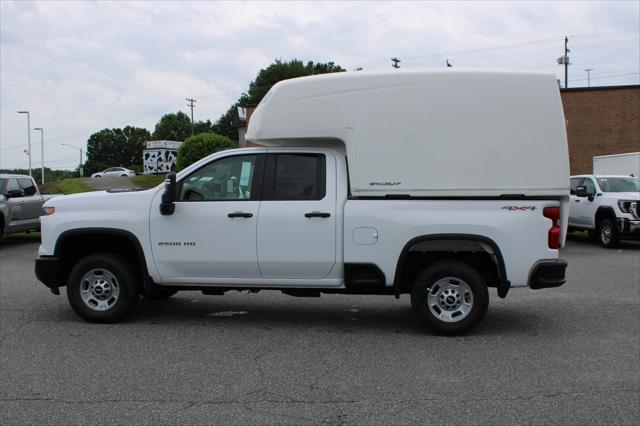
[35,256,61,294]
[529,259,567,289]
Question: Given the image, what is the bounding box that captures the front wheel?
[598,219,619,248]
[411,260,489,335]
[67,253,140,323]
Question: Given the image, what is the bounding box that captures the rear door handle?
[305,212,331,218]
[574,199,580,202]
[228,212,253,218]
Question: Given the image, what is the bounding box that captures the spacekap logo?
[501,206,537,211]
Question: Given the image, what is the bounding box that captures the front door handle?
[305,212,331,218]
[228,212,253,218]
[574,199,580,202]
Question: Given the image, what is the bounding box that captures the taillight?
[543,206,561,249]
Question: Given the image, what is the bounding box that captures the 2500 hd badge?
[158,241,196,247]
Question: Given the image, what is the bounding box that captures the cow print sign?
[143,149,178,174]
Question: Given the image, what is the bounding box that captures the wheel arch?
[595,206,616,227]
[393,233,509,298]
[54,228,150,287]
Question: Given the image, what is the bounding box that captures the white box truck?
[35,70,570,334]
[593,152,640,177]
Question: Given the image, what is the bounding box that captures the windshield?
[596,177,640,193]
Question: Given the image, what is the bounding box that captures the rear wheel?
[67,253,139,323]
[598,219,619,248]
[411,260,489,335]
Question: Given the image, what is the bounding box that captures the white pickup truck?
[35,70,570,334]
[569,174,640,247]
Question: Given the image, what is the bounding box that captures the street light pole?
[61,144,84,177]
[17,111,32,176]
[34,128,44,184]
[585,68,594,87]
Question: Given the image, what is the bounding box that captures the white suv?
[569,175,640,247]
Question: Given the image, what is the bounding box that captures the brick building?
[561,85,639,175]
[237,85,640,175]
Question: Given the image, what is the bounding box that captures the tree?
[176,132,236,170]
[193,119,215,135]
[84,126,151,174]
[213,59,345,140]
[245,59,345,105]
[152,111,192,141]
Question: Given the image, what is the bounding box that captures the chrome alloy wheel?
[600,223,612,245]
[80,268,120,311]
[426,277,474,323]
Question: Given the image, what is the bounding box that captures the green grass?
[46,178,92,195]
[132,174,165,189]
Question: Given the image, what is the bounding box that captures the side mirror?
[575,185,587,197]
[6,189,25,198]
[159,173,177,215]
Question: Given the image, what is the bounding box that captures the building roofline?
[561,84,640,93]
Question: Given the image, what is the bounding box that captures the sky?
[1,0,638,171]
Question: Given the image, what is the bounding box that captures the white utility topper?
[36,70,570,334]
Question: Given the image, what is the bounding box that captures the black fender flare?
[393,233,510,298]
[54,228,153,288]
[595,206,616,226]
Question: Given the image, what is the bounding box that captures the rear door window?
[6,178,20,193]
[263,154,326,201]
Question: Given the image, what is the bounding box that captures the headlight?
[43,206,55,216]
[617,200,638,219]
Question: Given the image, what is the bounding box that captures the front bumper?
[616,218,640,238]
[35,256,61,294]
[529,259,567,289]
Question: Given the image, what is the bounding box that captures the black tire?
[598,219,619,248]
[411,260,489,335]
[67,253,140,323]
[141,287,178,300]
[121,174,128,177]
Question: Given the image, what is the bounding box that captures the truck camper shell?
[246,70,570,198]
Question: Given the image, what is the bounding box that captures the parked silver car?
[0,174,58,237]
[90,167,136,178]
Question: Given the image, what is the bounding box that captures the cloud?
[1,0,638,169]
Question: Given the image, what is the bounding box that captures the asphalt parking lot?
[1,234,638,425]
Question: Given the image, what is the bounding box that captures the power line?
[358,31,639,69]
[569,71,639,83]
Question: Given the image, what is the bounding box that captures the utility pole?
[391,57,401,69]
[564,36,569,89]
[61,144,83,177]
[556,36,571,88]
[34,127,44,184]
[585,68,593,87]
[17,111,31,176]
[186,98,196,135]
